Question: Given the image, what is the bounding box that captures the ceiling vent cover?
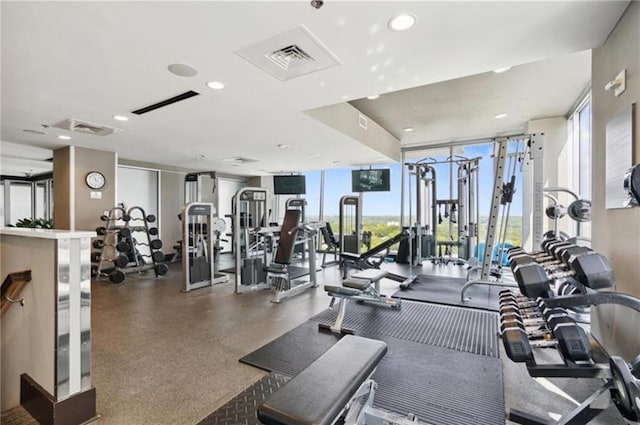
[235,25,341,81]
[52,119,118,136]
[224,157,258,164]
[267,45,314,71]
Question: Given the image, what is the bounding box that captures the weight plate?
[122,214,131,222]
[113,255,129,268]
[91,252,101,263]
[146,214,156,223]
[93,239,104,249]
[96,227,107,236]
[100,215,109,221]
[155,263,169,276]
[567,199,592,222]
[148,227,158,236]
[109,270,126,284]
[116,241,129,253]
[150,239,163,250]
[119,227,131,238]
[151,251,164,262]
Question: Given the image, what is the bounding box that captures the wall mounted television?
[351,169,391,192]
[273,175,306,195]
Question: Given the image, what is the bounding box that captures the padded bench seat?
[351,269,389,282]
[342,278,371,290]
[257,335,387,425]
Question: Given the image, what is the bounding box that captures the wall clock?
[85,171,106,190]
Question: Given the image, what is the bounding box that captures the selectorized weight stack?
[181,202,229,292]
[233,187,271,293]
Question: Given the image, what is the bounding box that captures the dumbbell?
[609,355,640,422]
[136,240,163,250]
[509,241,581,267]
[92,254,129,268]
[514,253,615,296]
[154,263,168,276]
[146,214,156,223]
[509,246,593,274]
[501,307,572,332]
[501,313,592,361]
[148,227,158,236]
[93,239,130,252]
[109,270,126,284]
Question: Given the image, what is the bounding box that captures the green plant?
[11,217,53,229]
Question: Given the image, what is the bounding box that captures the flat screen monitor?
[351,169,391,192]
[273,175,306,195]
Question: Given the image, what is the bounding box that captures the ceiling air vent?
[224,157,258,164]
[235,25,341,81]
[52,119,118,136]
[267,45,315,71]
[132,90,200,115]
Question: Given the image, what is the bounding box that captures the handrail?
[1,270,31,316]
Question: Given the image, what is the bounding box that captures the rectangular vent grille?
[52,119,117,136]
[132,90,200,115]
[266,45,315,71]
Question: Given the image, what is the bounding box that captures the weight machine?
[285,197,307,260]
[181,202,229,292]
[233,187,271,293]
[460,134,545,302]
[401,156,480,265]
[339,195,362,256]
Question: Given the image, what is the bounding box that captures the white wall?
[590,1,640,361]
[117,166,159,258]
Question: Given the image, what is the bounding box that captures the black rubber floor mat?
[218,265,313,280]
[392,274,502,312]
[238,332,504,425]
[371,337,505,425]
[196,373,290,425]
[310,300,499,358]
[239,321,341,376]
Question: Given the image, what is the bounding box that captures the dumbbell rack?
[93,206,133,283]
[93,206,168,284]
[120,206,168,281]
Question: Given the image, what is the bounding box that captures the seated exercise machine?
[181,202,229,292]
[321,268,400,334]
[340,230,418,289]
[500,243,640,424]
[320,222,340,268]
[258,335,418,425]
[265,209,321,303]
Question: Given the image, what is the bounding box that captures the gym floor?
[0,255,625,424]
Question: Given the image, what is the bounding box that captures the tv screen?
[352,169,391,192]
[273,175,306,195]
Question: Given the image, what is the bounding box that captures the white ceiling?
[350,50,592,145]
[0,1,629,177]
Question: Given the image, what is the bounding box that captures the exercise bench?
[257,335,418,425]
[321,269,401,334]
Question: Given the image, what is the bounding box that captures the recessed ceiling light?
[403,127,415,132]
[167,63,198,77]
[388,14,416,31]
[112,115,129,121]
[367,94,380,100]
[57,135,71,140]
[495,113,508,119]
[277,144,289,149]
[206,81,225,90]
[493,66,511,74]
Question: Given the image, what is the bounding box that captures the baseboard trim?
[20,374,97,425]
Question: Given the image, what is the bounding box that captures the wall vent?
[358,114,368,130]
[132,90,200,115]
[235,25,341,81]
[52,119,118,136]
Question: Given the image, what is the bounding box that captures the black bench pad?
[257,335,387,425]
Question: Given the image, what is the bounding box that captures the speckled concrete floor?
[1,255,627,424]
